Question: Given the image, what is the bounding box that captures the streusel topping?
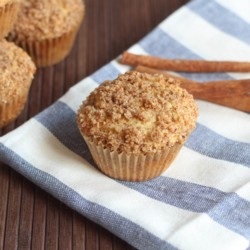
[0,39,36,103]
[9,0,84,40]
[78,71,198,155]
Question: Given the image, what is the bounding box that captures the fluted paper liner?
[0,79,32,128]
[12,26,80,67]
[0,1,20,39]
[83,136,183,182]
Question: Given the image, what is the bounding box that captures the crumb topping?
[9,0,84,40]
[78,71,198,155]
[0,39,36,103]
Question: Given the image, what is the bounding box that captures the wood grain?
[0,0,190,249]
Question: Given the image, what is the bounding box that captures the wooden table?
[0,1,189,249]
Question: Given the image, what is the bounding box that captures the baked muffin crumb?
[78,71,198,155]
[9,0,84,40]
[0,39,36,104]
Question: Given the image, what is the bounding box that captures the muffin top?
[78,71,198,155]
[0,39,36,103]
[9,0,84,40]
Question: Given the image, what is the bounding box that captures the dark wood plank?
[64,38,77,93]
[45,197,60,250]
[28,69,43,118]
[72,212,86,250]
[18,180,35,250]
[0,121,15,136]
[85,220,99,250]
[99,228,113,250]
[52,61,65,101]
[3,171,22,250]
[41,67,54,111]
[58,205,73,250]
[0,1,189,249]
[31,188,47,250]
[112,235,129,250]
[85,0,99,75]
[76,18,87,82]
[0,165,10,250]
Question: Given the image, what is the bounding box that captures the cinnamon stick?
[135,65,250,112]
[135,65,250,97]
[122,52,250,73]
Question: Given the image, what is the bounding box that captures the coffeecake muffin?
[8,0,84,67]
[77,71,198,181]
[0,0,20,39]
[0,39,36,128]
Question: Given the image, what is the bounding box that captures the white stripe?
[168,213,248,250]
[216,0,250,24]
[129,44,149,55]
[60,77,98,111]
[197,100,250,144]
[164,147,250,201]
[159,7,250,80]
[1,120,247,249]
[112,44,149,73]
[112,44,148,73]
[111,59,131,73]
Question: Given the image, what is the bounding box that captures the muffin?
[0,0,20,39]
[0,39,36,128]
[77,71,198,181]
[8,0,84,67]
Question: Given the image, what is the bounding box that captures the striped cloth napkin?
[1,0,250,249]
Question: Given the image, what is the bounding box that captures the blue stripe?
[188,0,250,45]
[33,100,250,240]
[139,28,232,82]
[91,63,120,84]
[121,177,250,239]
[35,103,95,166]
[186,123,250,167]
[0,144,176,250]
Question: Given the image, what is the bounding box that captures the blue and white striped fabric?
[1,0,250,249]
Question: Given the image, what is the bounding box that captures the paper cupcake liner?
[9,6,84,68]
[0,80,32,128]
[12,26,80,67]
[0,1,20,39]
[83,136,183,182]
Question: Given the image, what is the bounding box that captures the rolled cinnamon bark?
[122,52,250,72]
[135,65,250,97]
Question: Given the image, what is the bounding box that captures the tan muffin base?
[0,1,20,40]
[83,136,182,182]
[0,80,32,128]
[11,26,80,67]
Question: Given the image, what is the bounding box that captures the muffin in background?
[8,0,84,67]
[0,0,20,39]
[0,39,36,128]
[77,71,198,182]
